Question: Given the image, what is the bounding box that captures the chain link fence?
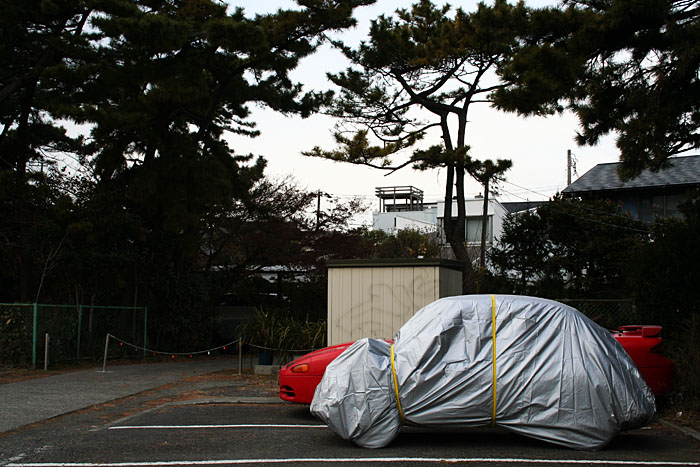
[0,303,147,367]
[1,299,639,368]
[558,299,639,329]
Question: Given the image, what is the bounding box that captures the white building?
[372,186,514,262]
[372,205,438,234]
[372,186,438,234]
[436,197,509,248]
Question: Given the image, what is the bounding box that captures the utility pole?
[567,149,572,186]
[316,190,321,231]
[479,177,490,271]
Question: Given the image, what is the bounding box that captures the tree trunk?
[442,163,476,294]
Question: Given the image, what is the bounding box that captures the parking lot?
[1,361,699,467]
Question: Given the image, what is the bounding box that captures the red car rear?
[279,326,674,404]
[611,325,674,396]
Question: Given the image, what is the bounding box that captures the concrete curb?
[173,397,283,405]
[658,419,700,443]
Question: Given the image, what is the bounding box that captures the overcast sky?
[226,1,619,223]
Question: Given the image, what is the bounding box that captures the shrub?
[240,307,326,362]
[0,306,33,365]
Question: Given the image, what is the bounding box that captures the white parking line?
[109,424,326,430]
[7,458,700,466]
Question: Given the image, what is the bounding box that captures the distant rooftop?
[563,155,700,194]
[502,201,547,214]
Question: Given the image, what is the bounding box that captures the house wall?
[372,206,438,234]
[327,260,463,345]
[395,215,436,232]
[436,198,509,245]
[603,189,688,222]
[561,155,700,221]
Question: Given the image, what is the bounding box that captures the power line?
[325,179,655,234]
[501,180,654,224]
[557,209,654,234]
[502,180,557,199]
[498,186,654,234]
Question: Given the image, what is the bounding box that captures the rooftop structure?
[376,186,424,212]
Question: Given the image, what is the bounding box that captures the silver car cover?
[310,295,656,450]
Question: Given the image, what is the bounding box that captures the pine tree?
[495,0,700,178]
[0,0,374,300]
[0,0,96,299]
[304,0,528,290]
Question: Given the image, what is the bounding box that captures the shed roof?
[326,258,465,271]
[563,155,700,194]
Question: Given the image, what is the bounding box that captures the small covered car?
[308,295,657,450]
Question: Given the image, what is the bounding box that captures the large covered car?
[279,324,672,405]
[309,295,657,450]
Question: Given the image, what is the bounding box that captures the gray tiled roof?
[563,155,700,193]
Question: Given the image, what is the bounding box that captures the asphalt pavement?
[0,358,247,433]
[2,356,700,448]
[1,359,700,467]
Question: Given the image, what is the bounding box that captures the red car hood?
[281,342,354,376]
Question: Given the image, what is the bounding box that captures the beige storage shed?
[326,258,464,345]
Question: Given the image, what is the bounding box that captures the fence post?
[238,339,242,375]
[77,304,83,360]
[32,303,38,368]
[44,333,50,371]
[101,334,110,372]
[143,306,148,357]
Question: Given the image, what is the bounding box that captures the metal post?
[143,306,148,357]
[316,190,321,230]
[77,305,83,360]
[238,339,242,375]
[101,334,110,372]
[44,333,49,371]
[32,303,38,368]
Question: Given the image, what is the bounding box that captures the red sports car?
[611,325,674,396]
[279,325,673,404]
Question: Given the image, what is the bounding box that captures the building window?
[466,216,492,244]
[666,194,685,219]
[639,195,668,222]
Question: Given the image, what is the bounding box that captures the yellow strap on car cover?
[491,294,497,427]
[390,344,406,424]
[391,296,496,427]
